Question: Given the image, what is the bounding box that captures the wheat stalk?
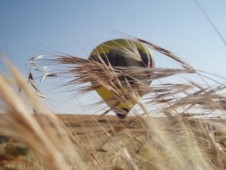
[1,38,226,169]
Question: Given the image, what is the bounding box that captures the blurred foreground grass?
[1,38,226,169]
[1,113,226,170]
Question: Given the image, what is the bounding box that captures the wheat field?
[1,38,226,170]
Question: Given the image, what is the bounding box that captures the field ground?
[56,114,149,150]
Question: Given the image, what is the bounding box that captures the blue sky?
[0,0,226,113]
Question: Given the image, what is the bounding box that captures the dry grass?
[1,38,226,169]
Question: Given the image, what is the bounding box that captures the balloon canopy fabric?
[89,39,154,118]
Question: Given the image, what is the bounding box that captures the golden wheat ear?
[0,56,90,170]
[27,38,226,120]
[26,39,195,118]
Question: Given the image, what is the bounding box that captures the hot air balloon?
[89,39,155,118]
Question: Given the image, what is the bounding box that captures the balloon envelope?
[89,39,154,118]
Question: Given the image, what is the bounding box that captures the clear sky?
[0,0,226,114]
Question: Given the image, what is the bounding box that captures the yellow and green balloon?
[89,39,154,118]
